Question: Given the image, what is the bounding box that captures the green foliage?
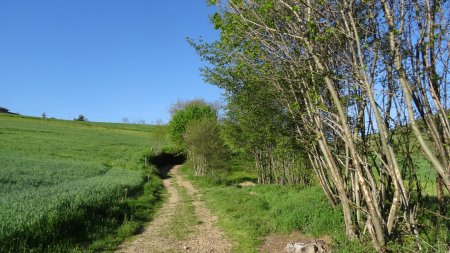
[74,114,87,121]
[184,118,231,175]
[192,0,450,250]
[168,99,231,176]
[207,0,219,6]
[192,33,312,185]
[168,101,217,146]
[190,4,314,185]
[152,125,169,152]
[0,114,169,252]
[212,12,223,29]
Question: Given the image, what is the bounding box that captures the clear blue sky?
[0,1,222,123]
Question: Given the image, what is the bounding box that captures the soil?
[115,165,233,253]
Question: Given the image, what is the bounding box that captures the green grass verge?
[86,172,164,253]
[179,165,373,253]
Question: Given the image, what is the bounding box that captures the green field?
[0,114,168,252]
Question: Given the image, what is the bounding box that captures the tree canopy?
[168,100,217,146]
[192,0,450,251]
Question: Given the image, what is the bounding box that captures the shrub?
[74,114,87,121]
[184,118,230,175]
[168,101,216,146]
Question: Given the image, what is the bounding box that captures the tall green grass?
[0,114,169,252]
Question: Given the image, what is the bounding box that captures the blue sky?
[0,1,222,123]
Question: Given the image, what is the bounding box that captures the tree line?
[184,0,449,252]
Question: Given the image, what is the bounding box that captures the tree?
[153,125,167,153]
[74,115,87,122]
[155,118,164,125]
[218,73,312,185]
[193,0,450,251]
[168,100,217,146]
[169,98,220,117]
[184,118,230,175]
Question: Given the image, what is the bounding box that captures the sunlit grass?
[0,114,169,252]
[178,165,373,253]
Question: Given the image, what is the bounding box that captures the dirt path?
[116,165,232,253]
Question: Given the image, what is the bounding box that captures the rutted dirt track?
[116,165,232,253]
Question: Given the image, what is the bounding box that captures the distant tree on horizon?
[0,107,10,113]
[74,114,87,122]
[0,107,19,115]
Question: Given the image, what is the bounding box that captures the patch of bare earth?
[259,231,331,253]
[116,165,232,253]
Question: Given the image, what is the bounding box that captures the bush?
[168,102,216,146]
[74,114,87,121]
[184,118,230,175]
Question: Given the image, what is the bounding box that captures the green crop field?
[0,114,168,252]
